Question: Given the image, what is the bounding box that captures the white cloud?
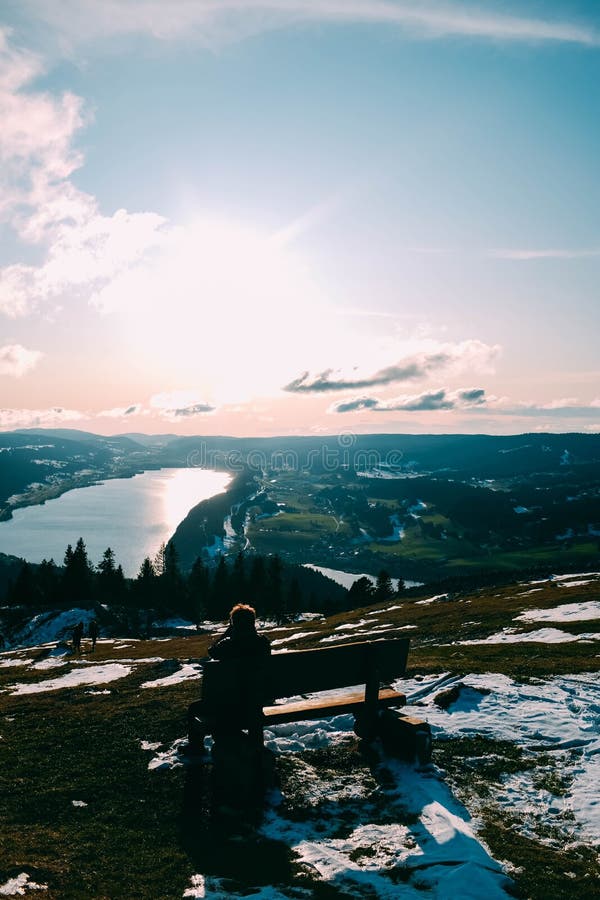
[0,343,43,377]
[97,404,144,418]
[330,386,487,413]
[150,391,216,420]
[0,28,167,319]
[489,247,600,260]
[0,406,84,428]
[19,1,600,49]
[0,28,86,237]
[285,339,499,393]
[483,396,600,418]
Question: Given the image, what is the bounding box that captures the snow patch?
[141,663,202,689]
[415,594,449,605]
[271,632,320,646]
[517,601,600,624]
[456,627,600,645]
[0,873,47,896]
[400,671,600,844]
[7,663,132,695]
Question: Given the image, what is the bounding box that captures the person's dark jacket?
[208,629,271,661]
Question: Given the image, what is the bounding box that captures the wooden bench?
[187,637,432,762]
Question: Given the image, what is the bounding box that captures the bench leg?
[378,709,432,764]
[353,710,379,742]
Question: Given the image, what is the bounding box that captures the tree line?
[5,538,400,625]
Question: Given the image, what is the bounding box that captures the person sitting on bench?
[187,604,271,750]
[208,603,271,661]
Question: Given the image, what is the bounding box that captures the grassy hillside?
[1,574,599,897]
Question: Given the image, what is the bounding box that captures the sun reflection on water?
[162,468,231,535]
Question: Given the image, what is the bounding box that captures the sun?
[107,216,331,404]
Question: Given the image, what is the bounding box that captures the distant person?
[72,621,84,653]
[89,619,99,651]
[208,604,271,661]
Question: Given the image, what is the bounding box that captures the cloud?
[170,403,216,417]
[149,391,216,420]
[330,387,487,413]
[0,28,86,236]
[492,398,600,418]
[0,343,43,377]
[489,247,600,260]
[284,340,498,393]
[0,406,84,429]
[97,403,143,418]
[19,1,600,49]
[0,28,167,318]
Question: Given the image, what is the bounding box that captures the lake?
[0,468,231,576]
[304,564,423,591]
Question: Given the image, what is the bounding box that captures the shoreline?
[0,464,164,522]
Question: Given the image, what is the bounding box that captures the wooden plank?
[266,638,410,699]
[263,687,406,725]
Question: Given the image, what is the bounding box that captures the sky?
[0,0,599,437]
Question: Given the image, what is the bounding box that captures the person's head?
[229,603,257,634]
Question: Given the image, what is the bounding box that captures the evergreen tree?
[188,557,210,624]
[267,554,284,622]
[161,541,186,615]
[347,576,375,609]
[138,557,155,580]
[97,547,115,603]
[208,555,230,621]
[231,551,246,601]
[62,538,94,606]
[374,569,395,604]
[37,558,60,607]
[114,564,128,605]
[133,556,156,608]
[98,547,116,578]
[248,555,267,616]
[8,562,40,607]
[154,542,167,577]
[287,575,303,619]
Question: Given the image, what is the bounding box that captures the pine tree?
[374,569,395,604]
[161,542,186,615]
[37,558,59,607]
[248,555,267,616]
[114,564,128,605]
[98,547,116,578]
[208,555,230,621]
[133,557,156,608]
[62,538,94,607]
[348,576,375,609]
[231,551,246,601]
[8,562,39,607]
[287,576,303,619]
[154,542,167,577]
[188,557,209,624]
[267,555,284,622]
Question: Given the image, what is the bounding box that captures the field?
[240,470,600,584]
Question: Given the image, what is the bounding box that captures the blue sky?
[0,1,599,435]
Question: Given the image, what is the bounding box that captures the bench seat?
[262,687,406,725]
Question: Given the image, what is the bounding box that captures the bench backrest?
[201,638,410,708]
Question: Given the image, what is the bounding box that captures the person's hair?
[229,603,257,632]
